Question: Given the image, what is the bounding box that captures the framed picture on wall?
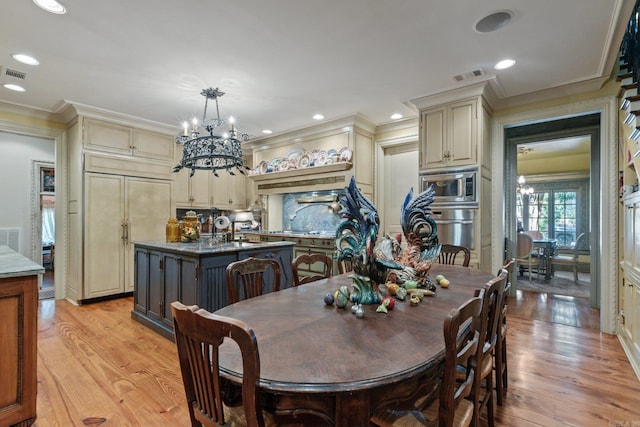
[41,168,55,193]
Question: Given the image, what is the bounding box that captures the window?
[517,188,579,247]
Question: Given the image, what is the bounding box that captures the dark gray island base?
[131,240,295,339]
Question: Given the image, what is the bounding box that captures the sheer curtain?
[42,195,55,244]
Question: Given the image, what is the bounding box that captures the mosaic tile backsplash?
[283,190,342,235]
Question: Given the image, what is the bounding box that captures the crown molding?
[54,100,176,134]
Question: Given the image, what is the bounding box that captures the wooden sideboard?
[0,246,44,427]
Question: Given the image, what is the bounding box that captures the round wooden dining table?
[216,264,496,427]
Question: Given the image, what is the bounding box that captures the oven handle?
[434,219,474,225]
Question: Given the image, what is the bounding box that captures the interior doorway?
[33,161,55,298]
[505,113,600,310]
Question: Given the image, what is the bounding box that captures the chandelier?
[173,87,250,177]
[517,175,534,195]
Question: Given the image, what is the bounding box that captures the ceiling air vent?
[5,68,27,80]
[451,68,485,83]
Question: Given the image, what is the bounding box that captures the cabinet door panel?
[422,109,445,168]
[134,249,149,314]
[84,173,125,298]
[635,203,640,273]
[180,257,198,306]
[450,102,475,164]
[132,129,173,161]
[147,251,163,322]
[163,255,181,326]
[84,119,132,154]
[125,177,173,292]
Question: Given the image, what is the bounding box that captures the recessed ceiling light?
[495,59,516,70]
[262,129,273,134]
[313,114,324,120]
[3,84,26,92]
[475,11,512,33]
[390,113,403,120]
[12,54,40,66]
[33,0,66,14]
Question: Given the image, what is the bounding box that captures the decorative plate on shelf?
[258,161,268,174]
[287,148,304,165]
[316,150,327,166]
[339,147,353,162]
[327,148,338,157]
[279,158,290,171]
[298,154,310,168]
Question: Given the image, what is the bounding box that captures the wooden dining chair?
[438,244,471,267]
[291,253,332,286]
[370,296,482,427]
[226,257,281,304]
[468,269,508,427]
[495,259,515,406]
[337,258,353,275]
[171,301,271,427]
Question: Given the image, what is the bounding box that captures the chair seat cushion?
[552,255,574,263]
[370,398,473,427]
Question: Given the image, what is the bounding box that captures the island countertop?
[0,245,45,279]
[133,239,295,255]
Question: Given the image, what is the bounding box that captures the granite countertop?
[134,240,295,254]
[259,231,336,239]
[0,245,45,278]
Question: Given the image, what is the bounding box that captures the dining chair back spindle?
[469,269,508,427]
[438,244,471,267]
[226,257,281,304]
[291,253,332,286]
[370,296,483,427]
[495,259,515,406]
[171,301,267,427]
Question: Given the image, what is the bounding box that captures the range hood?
[250,162,353,195]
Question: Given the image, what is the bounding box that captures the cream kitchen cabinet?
[419,98,477,170]
[620,192,640,377]
[83,173,173,300]
[173,145,212,208]
[83,118,174,162]
[211,170,247,210]
[173,143,248,209]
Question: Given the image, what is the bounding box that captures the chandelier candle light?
[173,87,250,177]
[517,175,534,195]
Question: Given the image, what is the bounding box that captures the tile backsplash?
[282,190,342,234]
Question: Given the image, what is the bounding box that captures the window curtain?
[42,195,55,244]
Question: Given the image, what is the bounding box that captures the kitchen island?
[0,245,44,427]
[131,240,294,339]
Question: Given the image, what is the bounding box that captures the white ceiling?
[0,0,634,139]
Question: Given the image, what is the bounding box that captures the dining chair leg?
[495,338,507,406]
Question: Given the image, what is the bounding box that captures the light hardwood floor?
[34,291,640,426]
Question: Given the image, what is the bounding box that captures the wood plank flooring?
[33,291,640,426]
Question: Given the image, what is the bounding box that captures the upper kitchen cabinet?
[412,83,494,173]
[173,143,212,208]
[211,169,248,210]
[420,99,476,169]
[173,141,249,210]
[83,118,174,162]
[244,115,375,199]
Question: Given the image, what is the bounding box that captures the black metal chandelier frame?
[173,87,250,177]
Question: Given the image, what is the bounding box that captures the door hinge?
[159,258,164,271]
